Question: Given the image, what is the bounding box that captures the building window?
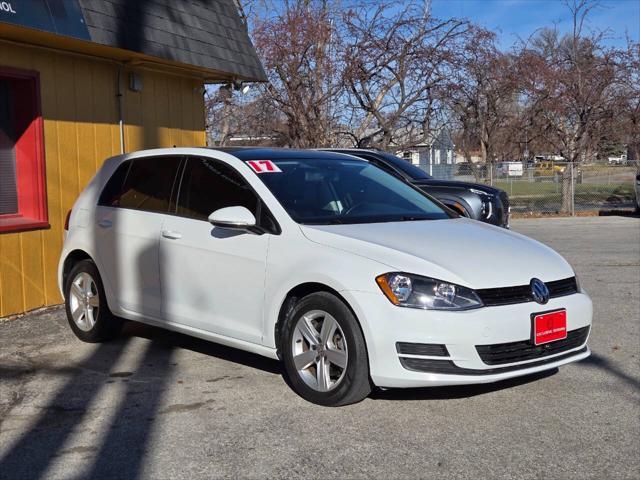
[0,67,48,233]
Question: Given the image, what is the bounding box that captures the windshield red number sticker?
[247,160,282,173]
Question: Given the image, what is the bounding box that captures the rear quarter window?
[98,161,131,207]
[98,156,182,214]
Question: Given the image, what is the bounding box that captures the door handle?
[97,219,112,228]
[161,230,182,240]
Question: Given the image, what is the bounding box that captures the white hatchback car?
[59,148,592,406]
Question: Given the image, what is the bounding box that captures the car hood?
[413,179,503,196]
[300,218,573,289]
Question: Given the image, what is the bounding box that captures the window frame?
[174,155,281,235]
[97,155,184,215]
[250,157,454,225]
[98,154,281,235]
[0,66,48,234]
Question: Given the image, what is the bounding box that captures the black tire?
[281,292,371,406]
[64,259,123,343]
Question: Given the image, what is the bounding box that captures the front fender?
[261,234,388,349]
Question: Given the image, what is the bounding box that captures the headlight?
[375,273,483,310]
[469,188,494,219]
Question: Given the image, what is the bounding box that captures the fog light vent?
[396,342,449,356]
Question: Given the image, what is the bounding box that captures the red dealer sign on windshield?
[247,160,282,173]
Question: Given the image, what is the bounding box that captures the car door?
[94,155,183,319]
[160,156,274,344]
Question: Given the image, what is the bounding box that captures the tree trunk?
[560,164,573,213]
[217,95,232,146]
[480,138,488,164]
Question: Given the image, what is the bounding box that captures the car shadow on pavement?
[581,352,640,390]
[369,369,559,401]
[0,335,181,480]
[0,340,131,480]
[83,339,176,479]
[597,209,640,218]
[121,321,283,375]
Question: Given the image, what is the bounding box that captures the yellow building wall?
[0,43,205,317]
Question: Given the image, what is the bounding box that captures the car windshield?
[249,158,451,225]
[376,152,433,180]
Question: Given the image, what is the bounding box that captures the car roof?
[209,147,363,162]
[323,148,395,161]
[323,148,381,153]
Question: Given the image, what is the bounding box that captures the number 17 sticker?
[247,160,282,173]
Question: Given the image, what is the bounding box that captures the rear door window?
[99,156,183,214]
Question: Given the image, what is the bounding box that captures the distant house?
[454,150,483,164]
[395,129,456,178]
[0,0,266,317]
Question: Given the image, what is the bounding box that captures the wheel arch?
[273,282,366,361]
[62,249,96,289]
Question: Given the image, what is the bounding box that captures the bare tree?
[251,1,343,147]
[341,1,467,149]
[616,38,640,168]
[208,0,635,191]
[206,86,285,146]
[517,0,623,211]
[446,26,518,179]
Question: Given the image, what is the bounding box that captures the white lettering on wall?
[0,2,16,14]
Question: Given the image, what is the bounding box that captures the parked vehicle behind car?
[325,149,510,228]
[59,147,592,406]
[534,161,566,179]
[607,155,627,165]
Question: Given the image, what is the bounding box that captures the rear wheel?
[281,292,371,406]
[64,259,123,342]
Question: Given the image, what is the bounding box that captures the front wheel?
[281,292,371,406]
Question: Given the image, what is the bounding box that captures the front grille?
[476,326,590,365]
[399,347,588,375]
[476,277,578,307]
[548,277,579,297]
[396,342,448,356]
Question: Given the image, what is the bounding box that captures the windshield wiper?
[399,216,431,222]
[302,218,344,225]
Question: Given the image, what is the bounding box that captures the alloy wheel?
[68,272,100,332]
[291,310,348,392]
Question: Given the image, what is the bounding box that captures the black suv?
[326,149,510,228]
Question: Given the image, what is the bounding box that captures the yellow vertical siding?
[0,42,205,317]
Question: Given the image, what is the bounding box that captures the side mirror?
[208,206,256,231]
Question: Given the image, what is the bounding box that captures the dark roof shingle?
[78,0,266,81]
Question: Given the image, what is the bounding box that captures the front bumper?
[342,290,592,388]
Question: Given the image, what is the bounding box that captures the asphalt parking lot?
[1,216,638,480]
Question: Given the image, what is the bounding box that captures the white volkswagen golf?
[59,147,592,406]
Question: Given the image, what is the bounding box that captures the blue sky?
[430,0,639,49]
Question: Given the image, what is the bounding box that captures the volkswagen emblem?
[530,278,550,305]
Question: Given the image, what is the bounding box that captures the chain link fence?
[436,161,638,215]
